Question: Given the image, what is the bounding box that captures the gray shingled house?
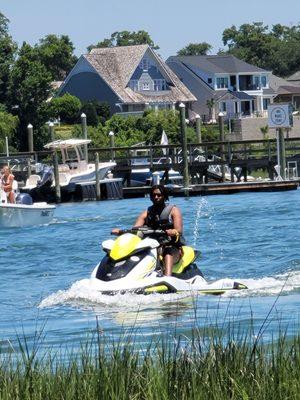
[58,45,196,115]
[166,54,276,122]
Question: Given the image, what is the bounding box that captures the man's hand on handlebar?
[111,228,121,235]
[165,229,179,237]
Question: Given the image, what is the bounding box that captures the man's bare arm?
[166,206,183,237]
[133,210,147,227]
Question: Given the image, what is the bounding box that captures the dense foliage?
[0,12,17,105]
[222,22,300,77]
[48,93,82,124]
[87,30,159,52]
[35,34,77,80]
[177,42,212,56]
[0,109,18,152]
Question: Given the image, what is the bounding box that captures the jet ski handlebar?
[118,227,166,235]
[112,227,169,240]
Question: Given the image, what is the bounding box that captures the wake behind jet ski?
[89,227,247,295]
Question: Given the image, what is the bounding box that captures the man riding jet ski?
[112,185,184,276]
[90,185,247,295]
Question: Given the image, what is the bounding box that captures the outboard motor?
[37,166,54,188]
[15,193,33,205]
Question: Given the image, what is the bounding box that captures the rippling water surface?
[0,190,300,353]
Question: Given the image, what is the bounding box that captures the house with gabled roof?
[58,44,196,116]
[166,54,276,121]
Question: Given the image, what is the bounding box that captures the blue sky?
[1,0,300,59]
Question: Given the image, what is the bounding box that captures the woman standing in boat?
[1,165,15,203]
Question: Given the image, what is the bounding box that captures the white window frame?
[216,76,229,89]
[261,75,267,88]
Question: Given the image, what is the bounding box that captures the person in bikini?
[1,165,15,203]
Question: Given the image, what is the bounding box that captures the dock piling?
[95,152,101,200]
[195,114,202,145]
[27,124,34,177]
[81,113,88,163]
[179,103,190,195]
[218,112,226,182]
[49,122,61,203]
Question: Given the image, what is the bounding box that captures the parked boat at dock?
[22,139,116,202]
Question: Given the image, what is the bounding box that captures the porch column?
[236,101,241,116]
[236,74,239,91]
[259,96,264,113]
[249,99,253,116]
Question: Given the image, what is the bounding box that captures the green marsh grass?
[0,320,299,400]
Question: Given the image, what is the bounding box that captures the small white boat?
[0,189,55,228]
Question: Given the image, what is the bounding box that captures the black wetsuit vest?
[145,204,185,247]
[145,204,174,230]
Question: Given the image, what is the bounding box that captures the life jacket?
[146,204,175,230]
[146,204,185,247]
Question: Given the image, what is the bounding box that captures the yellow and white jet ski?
[90,228,247,295]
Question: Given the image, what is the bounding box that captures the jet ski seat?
[172,246,196,274]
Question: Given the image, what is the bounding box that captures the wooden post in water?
[27,124,34,177]
[81,113,88,163]
[278,128,286,179]
[108,131,115,161]
[179,103,189,195]
[95,152,101,200]
[49,122,61,203]
[218,112,226,182]
[195,114,202,145]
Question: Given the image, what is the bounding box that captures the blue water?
[0,190,300,354]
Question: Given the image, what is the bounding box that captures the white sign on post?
[268,104,293,128]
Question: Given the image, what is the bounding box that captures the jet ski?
[90,228,247,295]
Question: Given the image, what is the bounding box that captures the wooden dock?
[123,180,299,198]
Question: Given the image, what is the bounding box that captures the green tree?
[80,100,110,126]
[177,42,212,56]
[0,109,18,152]
[48,93,81,124]
[35,34,77,80]
[0,12,17,105]
[87,30,159,51]
[8,43,53,150]
[222,22,300,77]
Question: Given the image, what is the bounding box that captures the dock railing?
[2,137,300,184]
